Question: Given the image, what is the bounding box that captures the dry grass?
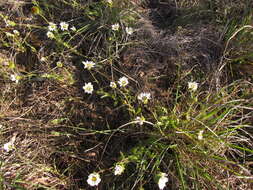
[0,0,253,189]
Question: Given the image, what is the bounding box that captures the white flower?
[158,173,168,190]
[83,82,94,94]
[13,30,20,36]
[87,173,101,186]
[135,116,145,125]
[188,82,198,91]
[198,130,204,140]
[70,26,76,31]
[10,74,19,83]
[118,76,129,87]
[60,22,69,31]
[48,22,57,31]
[82,60,96,70]
[114,164,125,176]
[112,23,120,31]
[3,141,14,152]
[126,27,134,35]
[110,81,117,88]
[46,31,54,39]
[137,92,151,104]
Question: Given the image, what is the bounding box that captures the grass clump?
[0,0,253,189]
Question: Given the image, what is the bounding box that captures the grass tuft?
[0,0,252,189]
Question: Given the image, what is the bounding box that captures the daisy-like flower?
[188,82,198,92]
[126,27,134,35]
[158,173,169,190]
[137,92,151,104]
[112,23,120,31]
[60,22,69,31]
[10,74,19,83]
[114,164,125,176]
[118,76,129,87]
[110,81,117,89]
[135,116,145,126]
[82,60,96,70]
[198,130,204,140]
[3,141,14,152]
[46,31,54,39]
[83,82,94,94]
[70,26,76,32]
[48,22,57,31]
[87,173,101,186]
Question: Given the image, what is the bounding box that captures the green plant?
[1,0,253,190]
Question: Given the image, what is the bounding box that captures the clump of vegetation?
[0,0,253,189]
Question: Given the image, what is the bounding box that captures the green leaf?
[8,61,15,69]
[50,118,66,125]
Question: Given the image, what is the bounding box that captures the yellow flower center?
[91,176,97,182]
